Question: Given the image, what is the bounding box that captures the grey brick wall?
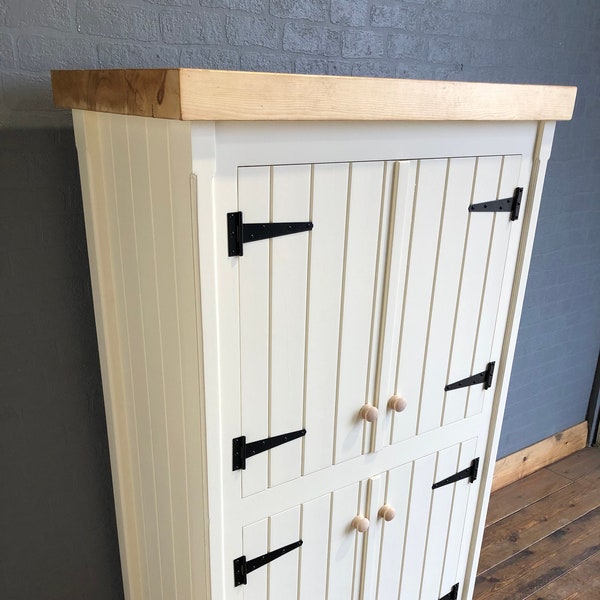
[0,1,599,598]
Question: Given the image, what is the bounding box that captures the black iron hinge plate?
[227,211,313,256]
[233,428,306,471]
[433,458,480,490]
[469,187,523,221]
[445,362,495,392]
[234,540,303,586]
[439,583,460,600]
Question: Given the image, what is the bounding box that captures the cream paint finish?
[73,110,556,599]
[74,111,210,600]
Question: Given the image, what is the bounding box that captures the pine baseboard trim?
[492,421,588,492]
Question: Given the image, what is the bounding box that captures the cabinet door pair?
[235,155,523,496]
[239,439,479,599]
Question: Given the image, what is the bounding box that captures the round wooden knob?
[359,404,379,423]
[378,504,396,522]
[388,395,407,413]
[351,515,370,533]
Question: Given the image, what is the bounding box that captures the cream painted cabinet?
[52,69,575,600]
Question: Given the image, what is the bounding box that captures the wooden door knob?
[351,515,370,533]
[359,404,379,423]
[378,504,396,522]
[388,395,407,412]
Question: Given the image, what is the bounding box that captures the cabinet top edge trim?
[51,68,576,122]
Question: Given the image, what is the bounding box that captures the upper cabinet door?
[236,161,395,496]
[374,155,524,451]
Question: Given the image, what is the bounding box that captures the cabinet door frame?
[191,120,555,599]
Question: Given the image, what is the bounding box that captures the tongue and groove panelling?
[74,111,208,600]
[239,440,479,599]
[237,154,522,497]
[237,161,393,495]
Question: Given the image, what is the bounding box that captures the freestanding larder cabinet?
[52,69,576,600]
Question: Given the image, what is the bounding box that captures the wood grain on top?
[51,68,577,122]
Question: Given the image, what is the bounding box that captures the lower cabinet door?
[239,480,368,599]
[237,438,480,599]
[363,439,480,600]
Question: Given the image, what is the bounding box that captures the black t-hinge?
[433,458,480,490]
[445,362,495,392]
[440,583,460,600]
[233,428,306,471]
[234,540,303,586]
[227,211,313,256]
[469,187,523,221]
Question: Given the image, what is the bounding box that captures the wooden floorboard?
[485,468,571,526]
[475,446,600,600]
[526,551,600,599]
[546,447,600,481]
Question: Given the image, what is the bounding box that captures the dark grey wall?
[0,129,123,598]
[1,1,599,598]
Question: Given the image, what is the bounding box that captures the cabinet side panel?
[74,110,146,600]
[74,111,209,600]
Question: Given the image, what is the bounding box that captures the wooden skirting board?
[492,421,588,492]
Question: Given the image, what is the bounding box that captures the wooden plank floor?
[475,446,600,600]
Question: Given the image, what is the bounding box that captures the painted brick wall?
[1,1,599,598]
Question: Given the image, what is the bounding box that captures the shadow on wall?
[0,71,75,127]
[0,128,124,600]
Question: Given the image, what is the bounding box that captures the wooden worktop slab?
[51,68,577,122]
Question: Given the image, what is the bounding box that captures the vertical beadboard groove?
[269,165,310,488]
[396,460,416,600]
[437,444,464,599]
[268,165,274,487]
[106,115,152,600]
[332,164,353,465]
[365,162,388,415]
[303,162,349,475]
[371,162,402,453]
[102,113,152,598]
[364,162,394,455]
[462,162,503,421]
[392,161,419,440]
[416,451,440,600]
[301,165,315,477]
[125,116,169,600]
[440,160,477,427]
[416,159,450,435]
[185,169,210,598]
[324,492,335,600]
[238,166,271,497]
[163,121,194,598]
[144,118,179,598]
[114,115,165,600]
